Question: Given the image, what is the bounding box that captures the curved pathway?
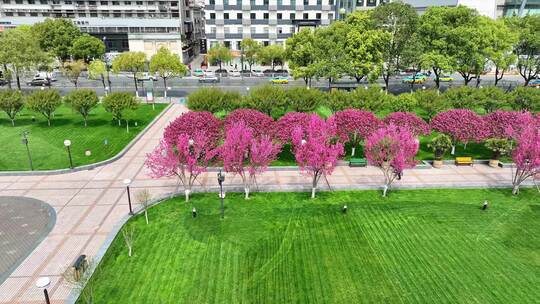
[0,103,530,303]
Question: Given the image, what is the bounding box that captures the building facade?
[0,0,205,62]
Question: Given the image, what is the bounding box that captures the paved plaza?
[0,104,533,303]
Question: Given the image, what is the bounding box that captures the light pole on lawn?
[36,277,51,304]
[217,170,225,219]
[123,178,133,215]
[64,139,74,169]
[21,130,33,171]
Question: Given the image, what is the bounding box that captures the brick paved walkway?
[0,103,531,303]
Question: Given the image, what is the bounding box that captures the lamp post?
[21,130,33,171]
[64,139,73,169]
[123,178,133,215]
[36,277,51,304]
[217,170,225,219]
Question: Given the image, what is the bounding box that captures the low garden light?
[21,130,33,171]
[35,277,51,304]
[217,170,225,219]
[64,139,74,169]
[123,178,133,215]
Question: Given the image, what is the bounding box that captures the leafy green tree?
[244,85,287,118]
[187,88,241,113]
[371,2,419,90]
[441,86,478,110]
[484,18,517,86]
[285,29,318,86]
[62,60,86,88]
[88,59,111,92]
[240,38,260,71]
[26,89,62,126]
[485,138,512,161]
[510,87,540,111]
[326,89,353,112]
[286,87,324,112]
[257,44,285,71]
[413,89,448,120]
[401,33,427,92]
[112,51,147,96]
[149,47,187,98]
[207,44,233,71]
[70,34,106,63]
[33,18,81,62]
[349,86,391,112]
[102,92,139,129]
[0,90,25,126]
[0,26,49,89]
[507,15,540,86]
[64,89,99,127]
[388,93,417,112]
[475,86,511,113]
[313,21,351,87]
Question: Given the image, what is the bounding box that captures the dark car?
[275,69,289,75]
[215,69,228,77]
[0,78,7,86]
[27,78,51,86]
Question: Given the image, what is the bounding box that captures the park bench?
[349,158,367,167]
[72,254,88,281]
[455,157,473,166]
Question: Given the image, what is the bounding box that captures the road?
[0,73,525,97]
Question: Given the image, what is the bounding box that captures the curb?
[0,103,173,176]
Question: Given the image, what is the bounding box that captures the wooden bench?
[455,157,473,166]
[349,158,367,167]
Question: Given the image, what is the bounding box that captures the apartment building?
[0,0,205,62]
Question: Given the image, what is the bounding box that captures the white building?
[0,0,205,62]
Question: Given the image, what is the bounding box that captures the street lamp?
[21,131,33,171]
[123,178,133,215]
[217,170,225,219]
[63,139,73,169]
[35,277,51,304]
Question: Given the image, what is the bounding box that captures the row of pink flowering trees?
[146,108,540,198]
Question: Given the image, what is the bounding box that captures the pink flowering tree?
[224,109,275,139]
[274,112,311,143]
[163,111,222,146]
[384,112,431,137]
[291,115,344,199]
[511,126,540,195]
[329,109,382,156]
[431,109,488,155]
[365,125,419,197]
[216,121,281,199]
[145,132,212,202]
[483,110,535,140]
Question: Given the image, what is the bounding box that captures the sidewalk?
[0,103,532,303]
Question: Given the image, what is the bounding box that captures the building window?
[2,0,10,3]
[136,0,142,4]
[317,0,320,4]
[316,12,321,19]
[250,12,255,19]
[303,12,308,19]
[237,12,242,19]
[291,0,295,5]
[90,12,98,16]
[278,27,282,33]
[28,0,35,4]
[112,1,119,4]
[209,0,214,3]
[277,0,282,5]
[303,0,308,5]
[290,13,295,19]
[356,0,363,6]
[328,13,333,20]
[263,0,268,4]
[277,13,282,19]
[100,1,107,4]
[210,12,215,19]
[30,12,38,16]
[263,41,269,46]
[223,0,228,4]
[5,12,13,16]
[263,12,268,19]
[224,13,229,19]
[65,0,72,4]
[125,0,131,3]
[367,0,375,6]
[17,12,26,16]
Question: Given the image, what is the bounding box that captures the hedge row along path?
[0,103,534,304]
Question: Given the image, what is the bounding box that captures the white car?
[229,70,241,77]
[198,71,219,83]
[251,69,265,77]
[137,72,157,81]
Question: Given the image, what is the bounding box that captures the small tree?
[70,34,105,63]
[62,60,86,88]
[383,112,430,137]
[64,89,99,127]
[274,112,311,143]
[365,125,419,197]
[26,89,62,126]
[112,51,147,96]
[431,109,489,154]
[286,87,324,112]
[258,44,285,71]
[240,38,261,71]
[102,92,139,130]
[216,122,281,199]
[88,59,111,93]
[163,111,222,146]
[511,126,540,195]
[291,115,344,198]
[413,89,448,120]
[146,132,213,202]
[244,85,287,118]
[388,93,418,113]
[483,110,534,140]
[149,47,187,99]
[485,138,512,161]
[428,134,453,161]
[510,87,540,112]
[224,109,275,139]
[135,189,151,224]
[0,90,25,126]
[330,109,382,157]
[207,44,233,71]
[122,226,135,257]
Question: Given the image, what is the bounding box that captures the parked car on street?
[198,71,220,83]
[251,69,265,77]
[439,75,454,82]
[229,70,241,77]
[402,73,428,84]
[528,79,540,87]
[269,76,289,84]
[27,78,51,86]
[192,69,205,77]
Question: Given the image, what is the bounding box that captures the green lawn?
[0,103,166,171]
[82,189,540,303]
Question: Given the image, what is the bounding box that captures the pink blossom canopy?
[483,111,534,139]
[330,109,382,144]
[274,112,312,143]
[365,124,419,174]
[383,112,430,137]
[512,126,540,177]
[431,109,489,144]
[163,111,221,146]
[224,109,275,139]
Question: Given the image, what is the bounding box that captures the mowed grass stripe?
[81,189,540,303]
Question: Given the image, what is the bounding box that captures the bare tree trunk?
[133,73,139,97]
[311,173,319,199]
[163,77,168,99]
